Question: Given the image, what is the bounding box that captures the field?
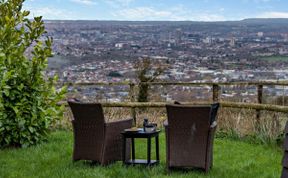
[0,131,282,178]
[261,56,288,62]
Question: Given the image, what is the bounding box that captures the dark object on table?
[143,118,148,131]
[121,129,160,166]
[68,101,133,165]
[281,121,288,178]
[164,103,220,172]
[143,118,157,132]
[144,123,157,133]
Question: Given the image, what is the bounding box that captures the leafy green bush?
[0,0,66,148]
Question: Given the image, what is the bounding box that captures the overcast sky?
[24,0,288,21]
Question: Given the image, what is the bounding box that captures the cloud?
[104,0,134,8]
[242,0,271,2]
[114,7,171,20]
[71,0,97,5]
[254,0,272,2]
[113,6,226,21]
[194,14,226,21]
[27,7,74,20]
[114,0,134,5]
[258,11,288,18]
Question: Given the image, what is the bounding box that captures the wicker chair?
[281,121,288,178]
[68,101,133,165]
[164,103,220,172]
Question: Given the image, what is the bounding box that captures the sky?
[23,0,288,21]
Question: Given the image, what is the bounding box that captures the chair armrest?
[105,119,133,131]
[102,119,133,164]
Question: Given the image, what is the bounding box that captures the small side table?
[121,129,160,166]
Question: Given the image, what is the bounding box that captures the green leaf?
[28,126,34,133]
[0,0,66,148]
[3,89,9,96]
[22,10,30,17]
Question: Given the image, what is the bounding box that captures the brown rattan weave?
[164,103,219,172]
[281,122,288,178]
[68,101,132,165]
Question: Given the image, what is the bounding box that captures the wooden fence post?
[212,84,220,102]
[129,83,137,126]
[256,85,263,132]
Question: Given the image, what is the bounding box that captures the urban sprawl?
[44,19,288,102]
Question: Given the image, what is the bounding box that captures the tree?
[134,58,166,102]
[0,0,66,148]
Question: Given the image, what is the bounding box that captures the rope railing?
[62,81,288,86]
[62,101,288,113]
[62,81,288,127]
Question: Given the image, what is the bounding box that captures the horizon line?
[41,17,288,22]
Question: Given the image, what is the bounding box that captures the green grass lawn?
[260,55,288,62]
[0,131,282,178]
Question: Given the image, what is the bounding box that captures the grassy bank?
[260,55,288,62]
[0,131,282,178]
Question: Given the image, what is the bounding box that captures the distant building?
[230,37,236,47]
[257,32,264,37]
[115,43,128,49]
[203,37,212,44]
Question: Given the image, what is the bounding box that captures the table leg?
[131,138,135,162]
[147,137,151,165]
[156,135,159,162]
[122,136,126,164]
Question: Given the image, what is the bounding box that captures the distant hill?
[44,18,288,26]
[241,18,288,24]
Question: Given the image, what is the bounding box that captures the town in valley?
[44,19,288,102]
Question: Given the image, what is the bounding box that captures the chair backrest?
[68,101,105,124]
[281,122,288,178]
[166,104,216,168]
[68,101,105,160]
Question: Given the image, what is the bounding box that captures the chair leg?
[166,166,172,174]
[92,161,101,166]
[204,163,211,173]
[72,159,79,162]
